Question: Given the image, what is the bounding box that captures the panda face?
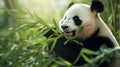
[59,4,97,39]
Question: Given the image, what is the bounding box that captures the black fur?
[73,15,82,26]
[90,0,104,12]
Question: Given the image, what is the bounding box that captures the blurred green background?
[0,0,120,67]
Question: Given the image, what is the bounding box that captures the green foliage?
[102,0,120,44]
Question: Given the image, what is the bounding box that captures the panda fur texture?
[48,0,120,67]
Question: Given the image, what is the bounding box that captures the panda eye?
[73,15,82,26]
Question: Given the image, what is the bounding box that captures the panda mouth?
[63,30,76,36]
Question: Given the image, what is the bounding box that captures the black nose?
[61,26,68,29]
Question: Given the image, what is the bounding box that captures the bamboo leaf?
[81,48,98,55]
[34,12,52,29]
[81,53,91,63]
[73,51,81,64]
[49,38,58,53]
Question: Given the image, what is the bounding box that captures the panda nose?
[61,26,68,29]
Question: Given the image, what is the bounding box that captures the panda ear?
[90,0,104,12]
[67,2,74,9]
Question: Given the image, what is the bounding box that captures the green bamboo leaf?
[49,38,57,53]
[39,29,50,37]
[40,58,56,67]
[64,39,71,45]
[81,53,91,63]
[26,9,35,18]
[73,52,81,64]
[54,59,71,67]
[82,48,98,55]
[52,18,60,32]
[72,40,83,46]
[50,35,63,52]
[34,12,51,29]
[16,24,28,30]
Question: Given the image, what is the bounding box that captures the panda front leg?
[51,36,87,66]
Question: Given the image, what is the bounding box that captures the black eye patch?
[73,15,82,26]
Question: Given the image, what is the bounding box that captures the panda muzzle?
[64,30,76,36]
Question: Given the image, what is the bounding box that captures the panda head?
[59,0,104,40]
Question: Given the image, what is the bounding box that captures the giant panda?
[48,0,120,67]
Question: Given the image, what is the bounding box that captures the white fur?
[59,3,119,47]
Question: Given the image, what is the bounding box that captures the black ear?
[67,2,74,9]
[90,0,104,12]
